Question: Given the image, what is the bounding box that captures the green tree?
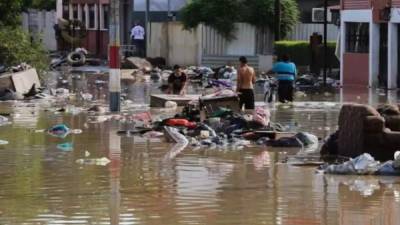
[181,0,243,40]
[0,0,50,75]
[22,0,57,11]
[181,0,299,40]
[0,27,49,74]
[0,0,56,28]
[0,0,23,28]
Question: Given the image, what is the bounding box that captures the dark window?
[102,4,109,29]
[72,4,78,19]
[81,5,86,26]
[62,4,69,19]
[346,22,369,53]
[89,4,95,29]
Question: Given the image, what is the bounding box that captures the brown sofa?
[336,103,400,161]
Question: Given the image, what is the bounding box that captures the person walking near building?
[237,56,256,110]
[272,54,297,103]
[130,22,145,57]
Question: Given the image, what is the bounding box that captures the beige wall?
[147,22,201,66]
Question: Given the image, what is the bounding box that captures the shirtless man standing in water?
[237,56,256,110]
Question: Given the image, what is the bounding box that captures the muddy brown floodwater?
[0,73,400,225]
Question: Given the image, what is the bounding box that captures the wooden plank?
[150,94,200,107]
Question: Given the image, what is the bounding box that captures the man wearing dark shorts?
[168,65,188,95]
[237,56,256,110]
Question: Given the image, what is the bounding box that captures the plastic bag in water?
[325,153,380,175]
[48,124,70,138]
[57,142,73,151]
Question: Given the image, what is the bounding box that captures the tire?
[67,51,86,67]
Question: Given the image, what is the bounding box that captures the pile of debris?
[117,100,319,154]
[319,152,400,176]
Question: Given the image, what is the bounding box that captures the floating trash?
[0,140,9,145]
[0,116,10,126]
[47,124,70,138]
[75,157,111,166]
[56,142,73,151]
[47,124,82,138]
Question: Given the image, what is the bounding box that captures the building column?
[388,22,398,89]
[369,22,380,88]
[56,0,63,21]
[84,4,89,29]
[78,4,82,21]
[69,3,73,20]
[340,17,346,87]
[94,3,99,30]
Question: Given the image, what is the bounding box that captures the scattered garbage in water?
[0,116,10,126]
[0,140,9,145]
[75,157,111,166]
[47,124,82,138]
[47,124,70,138]
[56,142,74,151]
[319,152,400,176]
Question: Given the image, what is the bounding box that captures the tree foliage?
[181,0,242,40]
[22,0,57,11]
[0,0,56,27]
[0,27,49,73]
[0,0,23,28]
[0,0,51,74]
[181,0,299,40]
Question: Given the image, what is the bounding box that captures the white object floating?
[85,151,91,157]
[0,140,9,145]
[71,129,83,134]
[75,157,111,166]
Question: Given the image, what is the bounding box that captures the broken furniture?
[337,103,400,161]
[150,94,201,107]
[0,68,41,94]
[199,95,240,115]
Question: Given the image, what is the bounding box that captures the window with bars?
[63,4,69,19]
[88,4,96,29]
[102,4,109,30]
[81,5,86,26]
[346,22,369,53]
[72,4,78,19]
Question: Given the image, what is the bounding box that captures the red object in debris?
[166,119,197,129]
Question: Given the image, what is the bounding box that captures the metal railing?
[120,45,137,57]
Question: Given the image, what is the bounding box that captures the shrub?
[0,27,49,75]
[274,40,339,68]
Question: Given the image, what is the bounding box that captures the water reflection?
[0,74,400,224]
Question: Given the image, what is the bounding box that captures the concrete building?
[56,0,133,57]
[340,0,399,88]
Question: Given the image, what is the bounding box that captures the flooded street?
[0,74,400,225]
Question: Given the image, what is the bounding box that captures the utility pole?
[96,0,101,55]
[144,0,149,57]
[109,0,121,112]
[274,0,281,41]
[166,0,171,65]
[323,0,328,86]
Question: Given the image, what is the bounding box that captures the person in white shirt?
[130,22,145,57]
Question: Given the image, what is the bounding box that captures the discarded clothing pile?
[185,66,214,81]
[319,152,400,176]
[258,132,318,151]
[122,106,287,151]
